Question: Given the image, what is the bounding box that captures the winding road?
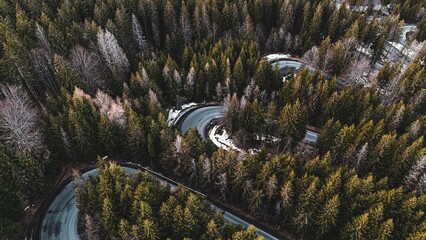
[399,25,416,44]
[178,105,223,139]
[39,58,316,240]
[40,167,137,240]
[178,104,318,143]
[269,58,317,76]
[39,165,280,240]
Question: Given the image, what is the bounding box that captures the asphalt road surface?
[305,130,319,144]
[399,25,416,44]
[271,59,317,76]
[274,60,303,76]
[178,105,318,144]
[40,167,137,240]
[178,105,223,139]
[40,166,279,240]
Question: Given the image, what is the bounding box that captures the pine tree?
[278,101,308,149]
[331,124,356,164]
[202,220,221,240]
[328,41,346,76]
[97,115,119,156]
[316,194,340,238]
[233,57,246,95]
[67,92,100,161]
[102,197,117,237]
[142,219,159,240]
[310,2,324,43]
[318,37,331,72]
[125,108,145,163]
[222,93,240,133]
[341,213,369,240]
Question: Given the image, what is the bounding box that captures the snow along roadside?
[167,102,197,126]
[209,125,243,152]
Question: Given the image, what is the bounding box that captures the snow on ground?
[400,25,417,44]
[209,125,262,155]
[357,46,372,56]
[167,102,197,126]
[388,41,405,51]
[264,53,291,62]
[255,134,280,143]
[209,125,243,152]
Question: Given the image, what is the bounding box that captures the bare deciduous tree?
[417,174,426,194]
[342,37,357,61]
[355,143,368,173]
[188,158,197,185]
[343,57,371,84]
[409,120,421,139]
[215,173,227,201]
[240,15,255,40]
[185,67,196,92]
[201,3,211,34]
[266,175,278,202]
[131,14,149,54]
[70,45,105,93]
[302,46,319,67]
[0,85,43,153]
[243,79,255,100]
[214,82,223,101]
[35,22,51,55]
[82,214,101,240]
[179,4,193,46]
[404,155,426,192]
[174,135,183,153]
[60,127,74,158]
[97,29,130,76]
[29,47,59,96]
[173,69,182,86]
[210,22,219,41]
[94,90,126,126]
[148,89,159,106]
[285,32,293,52]
[201,156,212,184]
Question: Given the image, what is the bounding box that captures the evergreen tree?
[278,101,308,149]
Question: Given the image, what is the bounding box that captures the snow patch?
[209,125,243,152]
[255,134,281,143]
[264,53,292,62]
[167,102,198,126]
[357,46,372,56]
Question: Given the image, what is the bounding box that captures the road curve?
[40,167,137,240]
[399,25,416,44]
[39,165,279,240]
[269,58,317,77]
[178,105,318,143]
[178,105,223,139]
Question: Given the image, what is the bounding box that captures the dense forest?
[74,159,264,239]
[0,0,425,239]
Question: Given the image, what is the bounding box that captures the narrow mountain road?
[39,165,280,240]
[40,167,137,240]
[178,105,318,143]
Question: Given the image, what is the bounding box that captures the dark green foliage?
[0,144,45,239]
[0,0,425,239]
[76,160,261,239]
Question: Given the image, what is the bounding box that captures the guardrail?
[121,162,207,198]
